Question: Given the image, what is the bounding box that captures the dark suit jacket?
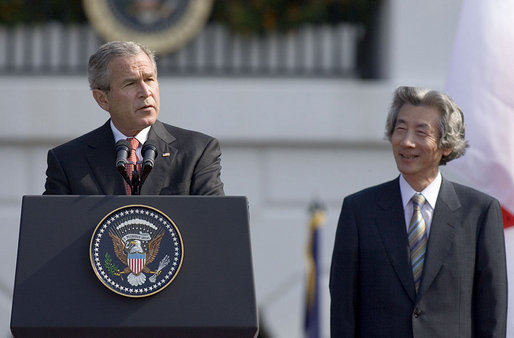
[330,177,507,337]
[44,120,224,195]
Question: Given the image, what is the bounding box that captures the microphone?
[114,139,131,188]
[142,140,158,169]
[115,139,131,168]
[140,140,158,187]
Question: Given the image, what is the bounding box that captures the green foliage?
[104,252,119,276]
[0,0,86,25]
[211,0,379,36]
[0,0,379,35]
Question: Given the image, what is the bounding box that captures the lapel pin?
[162,152,170,157]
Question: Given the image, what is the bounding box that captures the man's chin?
[396,164,418,177]
[139,116,158,127]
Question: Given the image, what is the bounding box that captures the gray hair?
[385,86,468,165]
[87,41,157,91]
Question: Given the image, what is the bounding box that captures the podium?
[10,195,258,338]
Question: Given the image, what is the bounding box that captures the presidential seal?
[90,205,183,297]
[83,0,213,54]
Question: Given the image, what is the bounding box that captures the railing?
[0,23,362,77]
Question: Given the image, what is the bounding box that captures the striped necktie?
[408,193,428,293]
[125,137,140,194]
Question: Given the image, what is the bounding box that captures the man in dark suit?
[330,86,507,337]
[44,41,224,196]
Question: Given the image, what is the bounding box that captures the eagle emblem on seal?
[109,231,165,286]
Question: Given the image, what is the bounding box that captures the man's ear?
[443,147,453,157]
[92,89,110,112]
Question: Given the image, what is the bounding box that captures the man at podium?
[43,41,224,196]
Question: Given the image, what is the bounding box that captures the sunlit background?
[0,0,464,337]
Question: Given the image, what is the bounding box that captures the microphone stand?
[117,165,131,190]
[124,160,151,195]
[116,159,141,195]
[130,167,140,195]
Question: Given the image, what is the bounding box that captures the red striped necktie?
[125,137,140,194]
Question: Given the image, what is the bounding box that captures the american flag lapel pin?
[162,152,171,157]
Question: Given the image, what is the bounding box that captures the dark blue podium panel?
[11,195,258,338]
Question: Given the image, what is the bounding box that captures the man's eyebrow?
[143,71,156,78]
[415,122,430,130]
[396,118,430,128]
[119,71,155,85]
[120,76,138,83]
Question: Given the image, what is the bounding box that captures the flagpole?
[304,201,326,338]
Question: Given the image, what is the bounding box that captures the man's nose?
[138,81,152,97]
[400,131,415,147]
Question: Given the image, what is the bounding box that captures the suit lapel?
[140,120,177,195]
[375,179,417,302]
[85,121,126,194]
[418,178,459,298]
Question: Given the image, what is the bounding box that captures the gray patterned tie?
[408,193,428,292]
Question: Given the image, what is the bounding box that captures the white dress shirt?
[399,171,442,236]
[110,120,151,161]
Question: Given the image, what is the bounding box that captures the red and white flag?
[445,0,514,334]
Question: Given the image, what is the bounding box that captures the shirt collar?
[399,171,442,210]
[110,120,151,146]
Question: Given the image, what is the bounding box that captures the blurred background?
[0,0,464,337]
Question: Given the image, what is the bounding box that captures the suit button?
[413,309,421,318]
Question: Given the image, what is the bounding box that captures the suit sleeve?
[474,198,507,337]
[43,148,71,195]
[190,137,224,196]
[330,197,359,337]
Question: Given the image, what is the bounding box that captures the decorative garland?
[0,0,379,35]
[211,0,378,36]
